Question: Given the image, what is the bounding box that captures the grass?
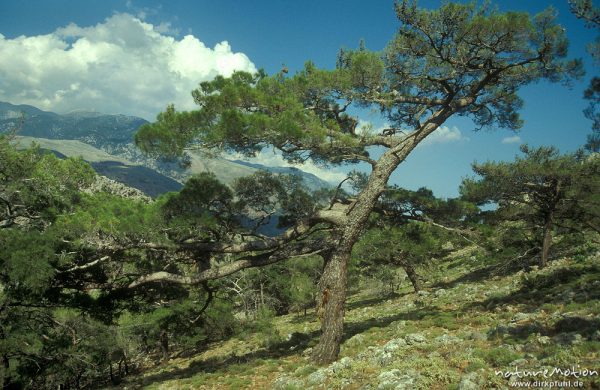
[118,247,600,389]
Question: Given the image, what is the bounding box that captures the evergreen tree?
[133,1,580,363]
[460,145,600,268]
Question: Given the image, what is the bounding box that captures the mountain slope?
[0,101,147,147]
[231,159,332,192]
[2,101,333,192]
[122,249,600,389]
[14,136,182,197]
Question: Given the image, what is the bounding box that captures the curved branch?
[126,240,326,289]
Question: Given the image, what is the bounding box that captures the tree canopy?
[461,145,600,268]
[133,1,582,364]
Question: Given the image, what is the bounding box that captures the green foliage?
[54,192,165,243]
[239,307,283,348]
[118,295,236,357]
[583,77,600,152]
[353,185,470,292]
[0,229,56,295]
[353,221,443,293]
[160,172,236,239]
[474,347,521,367]
[0,135,95,227]
[388,1,582,130]
[228,256,322,317]
[461,145,600,266]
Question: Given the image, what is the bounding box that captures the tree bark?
[402,262,422,293]
[311,147,409,363]
[1,354,8,390]
[310,114,454,364]
[312,250,349,364]
[159,327,169,361]
[540,212,554,268]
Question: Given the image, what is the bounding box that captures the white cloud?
[355,121,466,147]
[0,13,256,120]
[421,125,467,146]
[229,149,347,185]
[501,135,521,144]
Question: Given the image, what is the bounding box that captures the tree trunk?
[402,262,422,293]
[310,113,453,364]
[541,212,554,268]
[312,250,350,364]
[109,363,115,384]
[159,327,169,361]
[260,282,265,308]
[1,354,9,389]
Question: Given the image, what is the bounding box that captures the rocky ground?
[119,245,600,389]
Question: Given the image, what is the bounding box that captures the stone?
[435,334,462,345]
[330,356,352,373]
[374,351,395,367]
[458,371,483,390]
[466,331,488,341]
[307,368,329,386]
[383,338,407,352]
[537,335,551,345]
[357,346,379,360]
[553,332,584,345]
[572,333,584,344]
[377,369,418,390]
[84,175,151,202]
[509,358,529,367]
[511,312,532,322]
[272,375,303,389]
[405,333,426,345]
[442,241,455,251]
[345,333,365,347]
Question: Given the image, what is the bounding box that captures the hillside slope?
[119,247,600,389]
[14,136,183,197]
[2,101,333,192]
[0,101,146,147]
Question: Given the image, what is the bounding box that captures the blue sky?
[0,1,597,197]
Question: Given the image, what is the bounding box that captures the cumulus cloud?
[0,13,256,120]
[421,125,467,146]
[501,135,521,144]
[229,149,347,184]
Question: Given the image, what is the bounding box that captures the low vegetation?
[124,247,600,389]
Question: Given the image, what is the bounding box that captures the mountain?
[230,160,331,192]
[2,101,333,194]
[0,101,147,148]
[14,137,182,197]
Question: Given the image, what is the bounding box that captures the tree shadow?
[122,328,322,388]
[432,264,498,289]
[345,291,411,311]
[122,304,445,389]
[341,306,444,343]
[467,264,600,313]
[486,316,600,342]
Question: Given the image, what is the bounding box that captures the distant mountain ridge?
[0,101,147,148]
[231,159,331,191]
[2,101,332,195]
[14,137,183,197]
